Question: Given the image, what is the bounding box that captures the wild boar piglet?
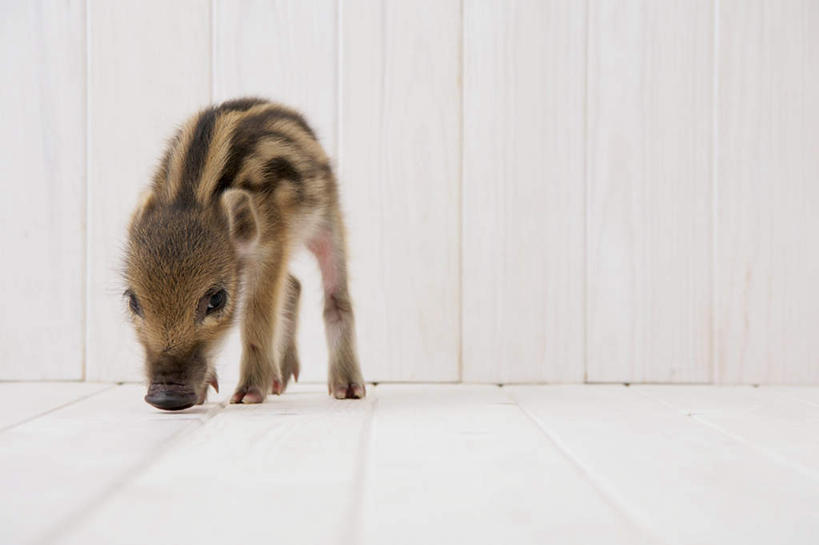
[124,97,365,411]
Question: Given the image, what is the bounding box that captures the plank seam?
[208,0,214,104]
[457,0,464,383]
[632,388,819,484]
[711,0,720,384]
[0,383,115,435]
[582,0,590,384]
[336,0,342,166]
[347,388,378,545]
[504,387,667,545]
[36,394,228,545]
[81,0,89,382]
[776,393,819,409]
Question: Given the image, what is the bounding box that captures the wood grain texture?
[61,384,372,545]
[6,1,819,385]
[636,385,819,480]
[0,385,217,545]
[0,0,85,379]
[2,383,819,543]
[586,0,714,382]
[462,0,586,383]
[360,386,650,545]
[716,0,819,384]
[510,385,819,544]
[340,0,461,381]
[0,382,110,432]
[85,0,211,382]
[768,386,819,407]
[212,0,337,384]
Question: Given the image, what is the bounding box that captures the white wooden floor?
[1,383,818,545]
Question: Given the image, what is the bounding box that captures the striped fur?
[154,98,328,209]
[125,98,365,409]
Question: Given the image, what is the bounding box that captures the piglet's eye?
[206,289,227,314]
[125,290,142,316]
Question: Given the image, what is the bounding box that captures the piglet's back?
[150,97,332,210]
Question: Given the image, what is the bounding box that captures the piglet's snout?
[145,382,197,411]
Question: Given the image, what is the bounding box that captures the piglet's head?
[123,189,259,410]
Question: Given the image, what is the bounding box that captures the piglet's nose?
[145,383,197,411]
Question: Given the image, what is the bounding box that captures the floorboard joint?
[346,386,378,545]
[504,387,666,545]
[35,394,228,545]
[0,383,116,435]
[633,387,819,483]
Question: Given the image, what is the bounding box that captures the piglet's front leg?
[231,245,288,405]
[231,346,280,404]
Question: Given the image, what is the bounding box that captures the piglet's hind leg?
[277,274,302,393]
[309,222,366,399]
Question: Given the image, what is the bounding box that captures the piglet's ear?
[221,189,259,254]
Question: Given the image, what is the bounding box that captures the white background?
[1,0,817,385]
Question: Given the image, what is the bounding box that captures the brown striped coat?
[124,98,365,411]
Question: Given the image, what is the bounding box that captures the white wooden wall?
[1,0,817,384]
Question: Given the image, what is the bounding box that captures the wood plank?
[359,385,651,545]
[0,0,85,379]
[212,0,337,155]
[7,384,819,544]
[0,382,111,432]
[587,0,714,382]
[60,384,372,544]
[636,385,819,480]
[0,385,219,545]
[510,385,819,544]
[767,386,819,408]
[212,0,338,384]
[85,0,211,382]
[340,0,461,382]
[461,0,586,382]
[716,0,819,383]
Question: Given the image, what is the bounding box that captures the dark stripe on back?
[265,107,317,140]
[260,156,304,200]
[213,97,316,139]
[173,98,270,205]
[176,107,220,205]
[216,97,269,113]
[212,110,307,197]
[262,157,302,184]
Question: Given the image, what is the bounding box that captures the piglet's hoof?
[230,385,265,404]
[196,376,220,405]
[271,379,283,395]
[330,383,366,399]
